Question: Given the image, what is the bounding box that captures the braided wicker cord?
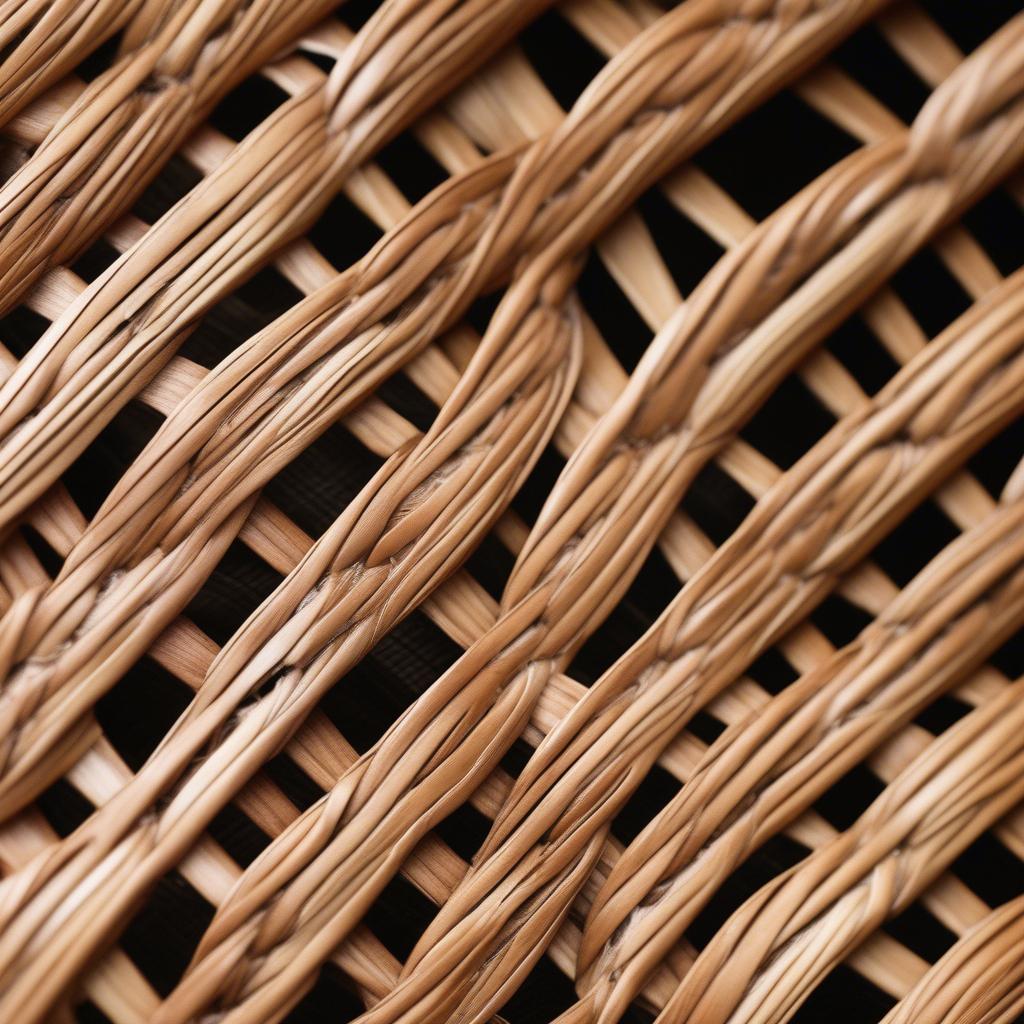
[577,453,1024,1022]
[150,12,1024,1022]
[0,0,1021,1022]
[0,4,904,1017]
[656,671,1024,1024]
[0,0,342,317]
[0,0,552,534]
[383,266,1024,1024]
[0,0,888,830]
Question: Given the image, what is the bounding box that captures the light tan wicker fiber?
[0,0,1022,1022]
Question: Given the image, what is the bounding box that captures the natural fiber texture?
[0,0,144,129]
[0,0,550,530]
[880,894,1024,1024]
[0,0,895,843]
[0,0,1021,1022]
[157,17,1024,1016]
[0,0,340,315]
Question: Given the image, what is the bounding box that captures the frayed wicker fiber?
[0,0,1021,1022]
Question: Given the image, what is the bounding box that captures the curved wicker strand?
[0,0,342,316]
[4,8,1019,1024]
[357,232,1024,1024]
[0,0,146,129]
[282,21,1024,1023]
[0,0,550,534]
[879,893,1024,1024]
[160,19,1024,1024]
[0,0,887,819]
[654,673,1024,1024]
[0,255,584,1024]
[580,464,1024,1022]
[0,154,515,817]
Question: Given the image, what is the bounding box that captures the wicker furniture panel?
[0,1,1021,1022]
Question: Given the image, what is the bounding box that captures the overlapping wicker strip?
[0,0,1021,1022]
[880,894,1024,1023]
[0,0,145,129]
[0,0,552,529]
[0,0,341,314]
[0,0,902,840]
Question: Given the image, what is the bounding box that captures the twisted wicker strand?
[4,8,1015,1024]
[423,268,1024,1024]
[281,22,1024,1024]
[572,265,1024,1008]
[158,19,1024,1024]
[580,475,1024,1023]
[879,893,1024,1024]
[0,254,583,1024]
[0,0,147,129]
[0,0,550,534]
[0,154,516,817]
[0,0,886,818]
[656,673,1024,1024]
[0,0,341,316]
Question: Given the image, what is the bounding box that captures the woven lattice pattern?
[0,0,1022,1022]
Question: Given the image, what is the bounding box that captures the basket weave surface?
[0,0,1022,1022]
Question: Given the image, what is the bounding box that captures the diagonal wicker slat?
[0,0,1021,1022]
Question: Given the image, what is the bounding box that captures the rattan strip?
[0,354,1007,1015]
[12,14,1007,929]
[8,425,999,1024]
[0,0,889,824]
[0,0,552,532]
[0,0,145,129]
[654,670,1024,1024]
[576,445,1024,1018]
[1,0,1001,638]
[0,4,909,1015]
[0,0,864,864]
[0,0,341,315]
[0,0,948,869]
[0,440,945,1019]
[327,275,1024,1023]
[0,30,756,867]
[138,192,1024,1015]
[0,12,1007,1019]
[0,4,1019,1019]
[140,14,1024,1015]
[0,37,1007,1015]
[128,16,1024,1024]
[880,893,1024,1024]
[1,3,1008,610]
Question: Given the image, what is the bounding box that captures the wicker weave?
[0,0,1021,1022]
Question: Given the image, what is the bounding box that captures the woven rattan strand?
[0,0,1021,1022]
